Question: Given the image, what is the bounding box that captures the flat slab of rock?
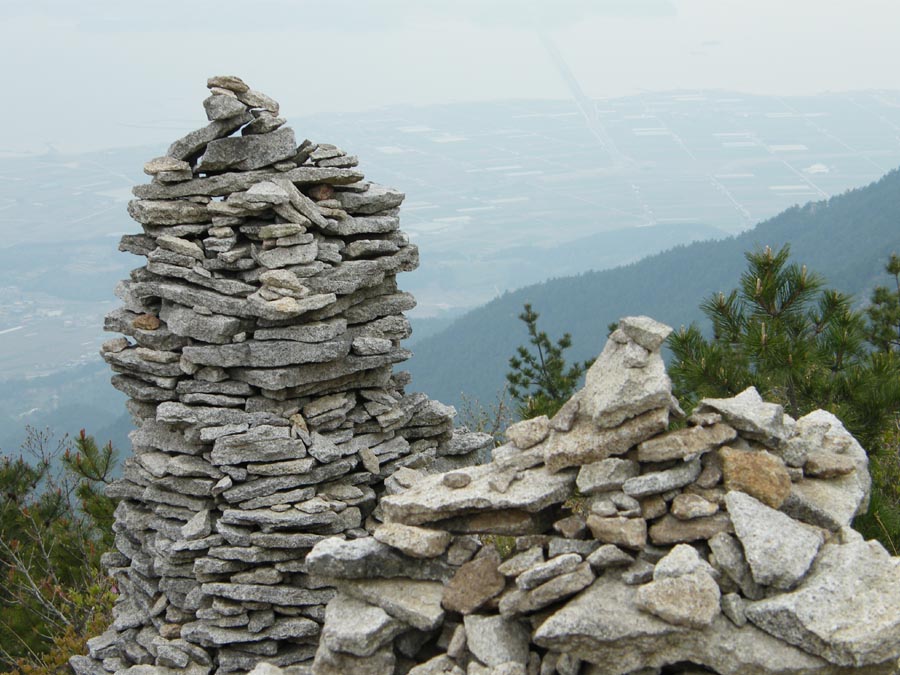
[637,423,736,462]
[200,582,332,606]
[623,459,702,498]
[544,408,669,473]
[200,126,297,171]
[335,578,445,631]
[649,513,732,545]
[305,536,452,581]
[725,491,824,590]
[380,464,575,526]
[577,458,639,494]
[499,562,595,616]
[746,538,900,668]
[182,339,349,368]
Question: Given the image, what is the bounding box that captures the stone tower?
[71,75,492,675]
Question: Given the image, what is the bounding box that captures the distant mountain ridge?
[405,167,900,411]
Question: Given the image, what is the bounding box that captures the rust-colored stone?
[720,446,792,509]
[133,313,161,330]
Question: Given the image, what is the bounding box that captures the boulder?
[746,538,900,667]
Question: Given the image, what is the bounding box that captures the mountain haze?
[405,167,900,410]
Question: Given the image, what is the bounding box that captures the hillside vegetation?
[407,167,900,410]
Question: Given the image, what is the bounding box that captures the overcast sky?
[2,0,899,153]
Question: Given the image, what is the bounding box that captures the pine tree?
[867,253,900,352]
[668,245,900,551]
[667,245,886,435]
[506,303,593,419]
[0,428,118,671]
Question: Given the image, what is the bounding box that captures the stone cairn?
[299,317,900,675]
[71,76,493,675]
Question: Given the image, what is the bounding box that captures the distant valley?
[2,91,900,452]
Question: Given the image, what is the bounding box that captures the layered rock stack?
[71,76,492,675]
[304,317,900,675]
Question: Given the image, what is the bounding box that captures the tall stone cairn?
[71,75,493,675]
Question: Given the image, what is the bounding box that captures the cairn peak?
[72,77,492,675]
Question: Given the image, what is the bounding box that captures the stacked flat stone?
[304,316,900,675]
[71,75,492,675]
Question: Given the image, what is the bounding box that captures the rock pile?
[303,316,900,675]
[71,76,492,675]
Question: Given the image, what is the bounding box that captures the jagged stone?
[746,538,900,667]
[312,641,395,675]
[464,615,530,667]
[587,515,647,550]
[506,416,551,449]
[695,387,793,446]
[805,451,856,478]
[442,548,505,614]
[618,316,673,351]
[167,111,253,160]
[586,544,634,570]
[200,127,297,172]
[636,570,721,628]
[708,532,763,600]
[580,332,672,429]
[725,491,824,590]
[535,574,870,675]
[321,593,406,657]
[335,578,445,631]
[670,493,718,520]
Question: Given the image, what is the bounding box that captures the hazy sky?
[2,0,899,153]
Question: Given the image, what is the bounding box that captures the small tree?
[867,252,900,352]
[0,428,119,672]
[668,245,900,551]
[507,303,593,419]
[667,245,887,435]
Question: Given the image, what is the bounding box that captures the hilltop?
[406,167,900,410]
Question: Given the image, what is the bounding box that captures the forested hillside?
[406,168,900,411]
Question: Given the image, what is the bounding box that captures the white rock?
[725,491,824,590]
